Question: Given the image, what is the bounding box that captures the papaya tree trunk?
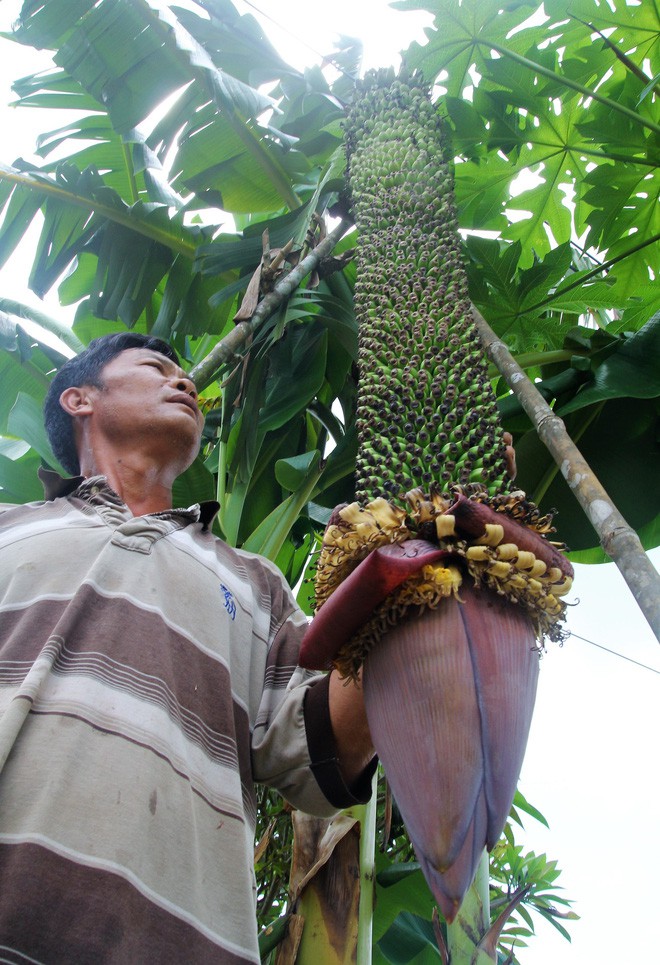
[190,219,350,390]
[472,305,660,642]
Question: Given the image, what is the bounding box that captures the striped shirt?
[0,473,359,963]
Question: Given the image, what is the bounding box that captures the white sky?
[0,2,659,963]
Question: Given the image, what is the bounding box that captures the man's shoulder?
[0,500,21,514]
[0,469,82,520]
[0,497,46,518]
[0,495,78,535]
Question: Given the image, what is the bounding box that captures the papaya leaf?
[615,286,660,332]
[397,0,533,100]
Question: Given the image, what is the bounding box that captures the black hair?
[44,332,180,476]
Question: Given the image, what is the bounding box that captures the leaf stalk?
[190,219,350,390]
[483,39,660,138]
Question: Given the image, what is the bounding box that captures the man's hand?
[328,668,375,788]
[503,431,516,480]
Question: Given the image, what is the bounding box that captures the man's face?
[80,348,205,471]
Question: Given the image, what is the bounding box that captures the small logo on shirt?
[220,583,236,621]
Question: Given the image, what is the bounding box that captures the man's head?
[44,333,193,476]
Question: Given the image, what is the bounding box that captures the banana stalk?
[300,69,573,936]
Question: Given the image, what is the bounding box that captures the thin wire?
[240,0,325,60]
[238,0,358,81]
[569,631,660,676]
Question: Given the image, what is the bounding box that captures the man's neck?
[78,447,176,516]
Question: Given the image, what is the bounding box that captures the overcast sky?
[0,2,659,963]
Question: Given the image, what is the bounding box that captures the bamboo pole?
[189,219,351,390]
[472,305,660,643]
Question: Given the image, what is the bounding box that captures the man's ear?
[59,386,95,418]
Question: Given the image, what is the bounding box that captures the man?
[0,333,375,963]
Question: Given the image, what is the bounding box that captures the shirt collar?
[38,466,84,501]
[38,467,220,529]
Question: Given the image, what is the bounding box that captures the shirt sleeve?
[303,673,377,808]
[250,603,375,816]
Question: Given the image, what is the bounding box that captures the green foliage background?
[1,0,658,958]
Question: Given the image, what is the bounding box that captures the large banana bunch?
[300,70,573,923]
[348,72,508,501]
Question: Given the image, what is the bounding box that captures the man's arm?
[328,668,376,788]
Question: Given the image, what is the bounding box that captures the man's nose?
[173,376,198,399]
